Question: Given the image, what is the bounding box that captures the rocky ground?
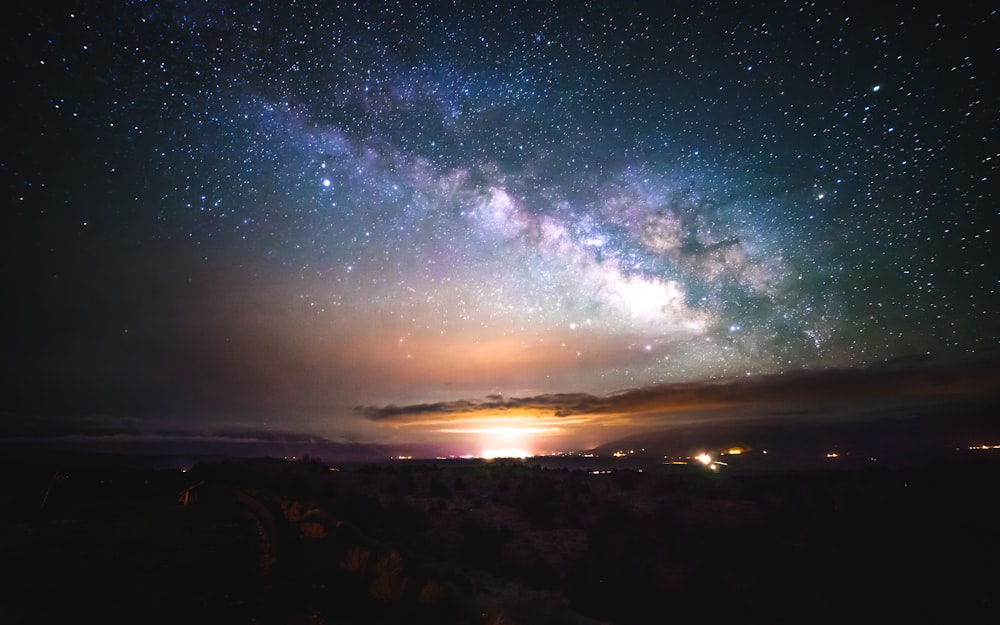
[2,451,999,624]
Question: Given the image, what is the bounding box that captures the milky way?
[4,2,998,448]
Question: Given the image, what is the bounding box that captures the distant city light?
[688,451,728,471]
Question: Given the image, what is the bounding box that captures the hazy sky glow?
[4,2,998,456]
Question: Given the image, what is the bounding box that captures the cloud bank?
[359,354,1000,434]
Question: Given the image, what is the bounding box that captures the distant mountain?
[0,429,438,468]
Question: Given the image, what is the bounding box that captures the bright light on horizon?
[481,448,532,459]
[440,420,555,460]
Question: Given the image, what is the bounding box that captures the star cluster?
[4,2,997,442]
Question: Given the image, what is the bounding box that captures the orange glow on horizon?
[481,448,532,459]
[438,425,562,436]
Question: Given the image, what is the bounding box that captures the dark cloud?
[357,393,599,422]
[0,412,145,439]
[359,354,1000,425]
[0,413,422,462]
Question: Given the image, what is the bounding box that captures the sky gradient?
[4,1,998,457]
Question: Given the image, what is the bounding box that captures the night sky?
[4,1,998,456]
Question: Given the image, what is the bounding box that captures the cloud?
[0,412,326,445]
[356,393,596,422]
[0,413,423,461]
[358,353,1000,430]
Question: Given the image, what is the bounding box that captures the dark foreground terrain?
[2,450,999,624]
